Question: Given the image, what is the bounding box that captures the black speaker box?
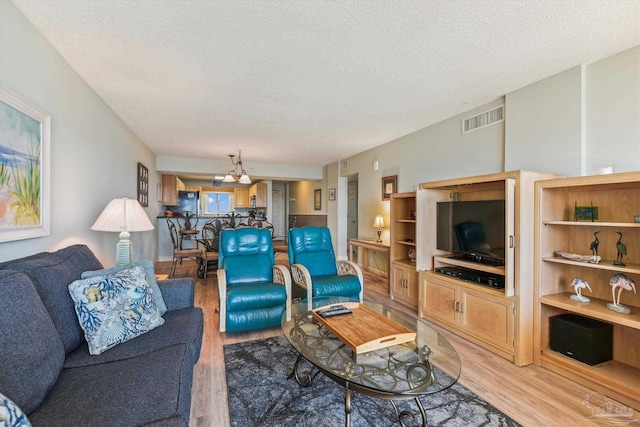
[550,313,613,366]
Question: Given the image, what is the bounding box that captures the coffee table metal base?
[288,353,429,427]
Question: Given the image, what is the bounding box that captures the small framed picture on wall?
[137,162,149,207]
[382,175,397,201]
[329,188,336,201]
[314,189,321,210]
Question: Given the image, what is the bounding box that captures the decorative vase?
[408,248,416,263]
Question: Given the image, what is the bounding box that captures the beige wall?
[321,46,639,258]
[0,2,159,265]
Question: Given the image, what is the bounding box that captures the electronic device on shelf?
[435,266,505,289]
[436,200,506,267]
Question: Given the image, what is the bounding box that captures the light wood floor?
[155,260,624,427]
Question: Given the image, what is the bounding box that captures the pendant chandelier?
[222,150,251,184]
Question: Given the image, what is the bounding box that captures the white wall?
[331,46,638,251]
[586,47,640,174]
[0,2,159,265]
[341,98,505,242]
[505,66,583,176]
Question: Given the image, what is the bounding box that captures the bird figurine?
[570,277,592,303]
[614,232,627,266]
[589,232,600,256]
[607,273,636,314]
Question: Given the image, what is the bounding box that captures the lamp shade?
[373,215,385,229]
[91,198,154,232]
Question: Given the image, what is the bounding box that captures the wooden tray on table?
[311,302,416,354]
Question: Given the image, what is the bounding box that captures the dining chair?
[167,219,206,278]
[177,211,199,249]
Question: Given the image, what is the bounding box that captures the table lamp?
[91,197,154,265]
[373,214,385,243]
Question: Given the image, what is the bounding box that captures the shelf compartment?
[543,220,640,228]
[393,259,417,268]
[434,255,506,276]
[542,256,640,275]
[395,219,416,223]
[395,240,416,247]
[540,293,640,329]
[539,350,640,409]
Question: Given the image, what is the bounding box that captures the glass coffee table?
[282,298,461,426]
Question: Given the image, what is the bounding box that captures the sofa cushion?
[81,259,167,315]
[28,345,194,427]
[64,307,203,368]
[311,274,361,298]
[0,270,65,414]
[0,392,32,427]
[68,266,165,355]
[226,305,285,333]
[226,282,287,311]
[6,245,103,353]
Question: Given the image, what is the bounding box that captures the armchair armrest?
[290,263,314,309]
[336,260,364,303]
[158,278,195,311]
[273,264,292,322]
[217,269,228,332]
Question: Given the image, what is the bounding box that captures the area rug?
[224,335,520,427]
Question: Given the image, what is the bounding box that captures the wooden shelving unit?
[417,170,561,366]
[390,192,418,309]
[534,171,640,410]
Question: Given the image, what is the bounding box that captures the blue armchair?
[288,226,363,309]
[217,228,291,332]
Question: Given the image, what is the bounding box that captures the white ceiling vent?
[340,159,349,169]
[462,105,504,134]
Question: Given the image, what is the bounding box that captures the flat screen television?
[436,200,506,266]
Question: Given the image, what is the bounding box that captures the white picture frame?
[0,86,51,242]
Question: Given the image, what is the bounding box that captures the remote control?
[317,305,346,315]
[319,309,352,318]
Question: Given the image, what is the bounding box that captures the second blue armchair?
[288,226,363,309]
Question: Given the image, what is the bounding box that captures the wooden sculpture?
[570,278,592,303]
[607,273,636,314]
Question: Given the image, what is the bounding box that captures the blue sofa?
[0,245,203,427]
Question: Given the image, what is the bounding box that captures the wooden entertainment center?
[415,170,559,366]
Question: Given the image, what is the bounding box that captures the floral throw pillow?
[0,392,32,427]
[68,266,165,355]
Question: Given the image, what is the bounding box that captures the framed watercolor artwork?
[314,188,321,210]
[0,86,50,242]
[329,188,336,201]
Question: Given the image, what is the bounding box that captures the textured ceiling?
[12,0,640,169]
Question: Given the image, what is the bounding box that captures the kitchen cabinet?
[534,171,640,410]
[161,175,185,206]
[249,182,267,208]
[235,188,250,208]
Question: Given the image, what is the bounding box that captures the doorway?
[272,187,285,241]
[347,178,358,258]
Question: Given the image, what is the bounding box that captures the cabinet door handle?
[459,302,464,313]
[454,300,459,312]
